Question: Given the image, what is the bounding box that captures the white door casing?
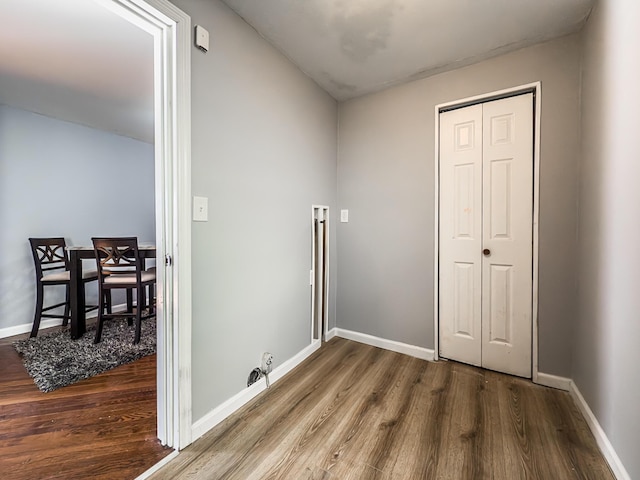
[311,206,329,343]
[314,210,324,340]
[97,0,193,449]
[439,93,533,378]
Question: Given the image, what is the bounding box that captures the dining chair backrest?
[91,236,155,344]
[29,237,69,280]
[92,237,142,281]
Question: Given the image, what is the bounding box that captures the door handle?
[483,248,491,256]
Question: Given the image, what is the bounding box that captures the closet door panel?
[439,105,483,366]
[481,94,533,378]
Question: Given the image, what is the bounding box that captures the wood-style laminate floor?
[152,337,614,480]
[0,329,172,480]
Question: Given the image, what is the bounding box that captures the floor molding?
[535,372,572,391]
[570,380,630,480]
[191,339,322,442]
[0,303,128,340]
[334,328,435,361]
[0,319,64,339]
[134,450,179,480]
[326,328,337,341]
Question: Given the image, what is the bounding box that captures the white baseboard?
[334,328,435,361]
[529,372,630,478]
[325,327,337,341]
[0,319,64,339]
[0,303,128,340]
[191,339,322,442]
[535,372,572,391]
[570,381,630,480]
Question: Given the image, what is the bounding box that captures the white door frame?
[96,0,193,448]
[434,82,541,382]
[311,206,330,344]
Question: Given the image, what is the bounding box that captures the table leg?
[69,251,86,339]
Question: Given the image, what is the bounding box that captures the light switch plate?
[193,196,208,222]
[340,209,349,223]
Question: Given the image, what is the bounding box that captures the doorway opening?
[434,83,541,380]
[99,0,193,449]
[311,206,330,343]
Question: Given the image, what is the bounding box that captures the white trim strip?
[531,82,542,383]
[570,381,631,480]
[436,83,541,111]
[535,372,571,391]
[433,103,440,361]
[0,303,129,339]
[190,340,321,442]
[334,328,435,361]
[326,327,337,341]
[133,450,179,480]
[0,319,64,339]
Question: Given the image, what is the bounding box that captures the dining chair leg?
[94,288,105,344]
[106,291,112,314]
[30,283,44,338]
[126,289,134,326]
[134,285,143,344]
[62,285,71,327]
[141,288,148,313]
[148,284,155,314]
[94,311,104,343]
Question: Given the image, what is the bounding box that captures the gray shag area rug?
[13,319,156,393]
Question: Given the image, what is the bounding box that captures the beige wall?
[575,0,640,477]
[170,0,338,421]
[337,34,582,376]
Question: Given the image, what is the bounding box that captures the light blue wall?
[0,105,155,331]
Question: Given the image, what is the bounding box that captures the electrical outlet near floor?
[261,352,273,374]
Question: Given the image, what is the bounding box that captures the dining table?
[67,245,156,339]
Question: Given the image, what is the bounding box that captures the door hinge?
[165,254,173,267]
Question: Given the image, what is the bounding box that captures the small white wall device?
[193,196,208,221]
[195,25,209,53]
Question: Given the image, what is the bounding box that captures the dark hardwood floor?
[151,337,614,480]
[0,327,172,480]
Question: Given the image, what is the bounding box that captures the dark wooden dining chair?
[29,237,99,337]
[92,237,156,344]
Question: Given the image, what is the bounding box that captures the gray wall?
[168,0,338,421]
[575,0,640,477]
[337,35,582,377]
[0,104,155,332]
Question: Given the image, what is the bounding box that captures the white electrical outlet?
[340,209,349,222]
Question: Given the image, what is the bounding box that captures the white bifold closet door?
[439,93,533,378]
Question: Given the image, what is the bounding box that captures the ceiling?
[0,0,154,143]
[222,0,595,100]
[0,0,594,142]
